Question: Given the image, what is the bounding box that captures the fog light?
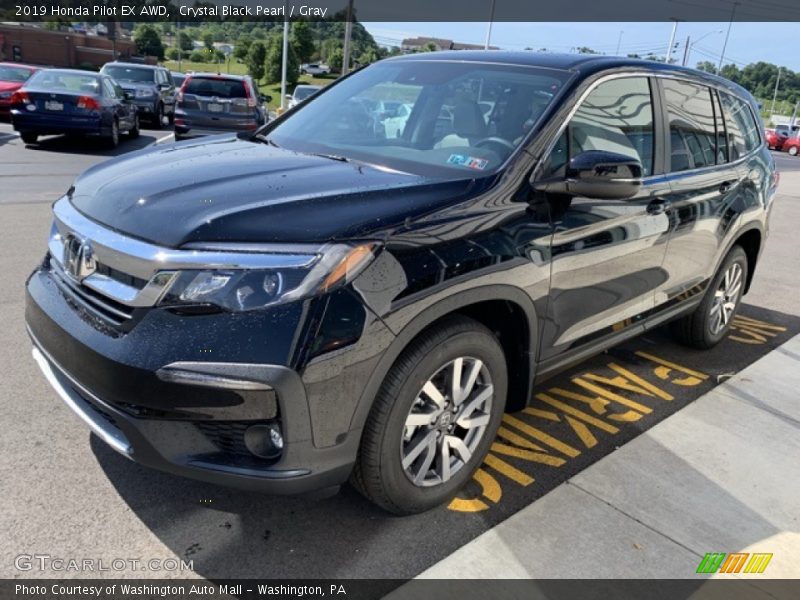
[244,423,283,459]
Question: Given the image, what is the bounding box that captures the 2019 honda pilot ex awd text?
[26,52,776,514]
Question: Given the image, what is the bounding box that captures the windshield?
[26,70,100,93]
[0,65,34,83]
[102,66,154,83]
[183,77,247,98]
[294,86,320,100]
[268,60,570,177]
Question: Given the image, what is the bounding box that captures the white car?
[286,84,323,109]
[300,63,331,76]
[383,103,413,139]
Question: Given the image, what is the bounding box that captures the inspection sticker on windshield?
[447,154,489,170]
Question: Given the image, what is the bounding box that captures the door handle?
[646,198,671,216]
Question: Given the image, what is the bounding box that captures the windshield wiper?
[252,133,280,147]
[308,152,350,163]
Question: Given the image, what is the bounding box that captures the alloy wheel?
[709,262,743,335]
[401,357,493,487]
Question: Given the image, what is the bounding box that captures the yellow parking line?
[484,453,535,486]
[503,414,581,458]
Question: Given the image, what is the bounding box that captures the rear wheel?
[105,119,119,148]
[20,132,38,144]
[673,245,748,349]
[351,316,507,514]
[126,114,140,139]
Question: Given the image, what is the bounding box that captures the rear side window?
[720,92,761,159]
[663,80,717,172]
[183,77,247,99]
[545,77,654,177]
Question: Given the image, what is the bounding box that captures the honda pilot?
[26,52,776,514]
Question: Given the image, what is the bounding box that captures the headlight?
[135,89,154,98]
[158,243,379,312]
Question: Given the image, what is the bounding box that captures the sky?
[362,22,800,71]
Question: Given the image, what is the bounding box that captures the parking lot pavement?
[1,129,800,582]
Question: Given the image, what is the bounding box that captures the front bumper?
[25,267,359,494]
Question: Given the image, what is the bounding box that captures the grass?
[164,60,336,110]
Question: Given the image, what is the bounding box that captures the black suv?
[26,52,776,514]
[100,62,175,128]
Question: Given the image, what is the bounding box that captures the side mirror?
[123,92,133,101]
[158,83,171,91]
[285,94,293,100]
[261,94,272,103]
[533,150,642,200]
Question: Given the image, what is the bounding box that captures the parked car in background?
[764,128,783,150]
[780,134,800,156]
[25,53,775,515]
[10,69,138,147]
[383,102,413,138]
[286,84,322,109]
[100,62,175,128]
[300,63,330,76]
[171,71,187,89]
[0,62,39,119]
[174,73,269,140]
[774,123,799,141]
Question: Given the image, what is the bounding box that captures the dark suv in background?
[26,52,776,514]
[100,62,175,128]
[173,73,269,139]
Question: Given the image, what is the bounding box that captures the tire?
[789,146,798,156]
[351,315,508,514]
[153,103,164,129]
[126,114,140,139]
[20,132,38,144]
[105,118,119,148]
[672,245,748,349]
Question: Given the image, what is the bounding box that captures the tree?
[265,34,299,85]
[177,31,193,53]
[357,49,379,66]
[291,21,315,64]
[189,50,208,63]
[202,31,214,51]
[327,47,344,73]
[134,25,165,60]
[246,41,267,83]
[234,34,252,62]
[696,61,718,74]
[165,47,180,61]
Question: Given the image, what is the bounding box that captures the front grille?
[50,260,135,326]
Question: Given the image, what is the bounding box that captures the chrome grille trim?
[49,197,322,308]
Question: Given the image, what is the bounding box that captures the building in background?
[400,36,499,52]
[0,23,142,69]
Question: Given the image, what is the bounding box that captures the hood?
[69,135,482,247]
[118,81,157,92]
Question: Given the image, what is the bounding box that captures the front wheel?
[673,245,748,349]
[789,146,798,156]
[126,114,140,139]
[105,119,119,148]
[351,316,507,514]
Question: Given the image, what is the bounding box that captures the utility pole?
[770,67,782,115]
[280,9,289,110]
[342,0,354,75]
[485,0,497,50]
[615,30,623,55]
[681,36,690,66]
[718,2,738,73]
[665,19,678,64]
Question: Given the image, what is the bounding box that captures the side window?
[720,92,761,159]
[663,80,717,172]
[548,77,654,177]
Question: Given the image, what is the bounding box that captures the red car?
[764,128,784,151]
[0,63,39,119]
[781,135,800,156]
